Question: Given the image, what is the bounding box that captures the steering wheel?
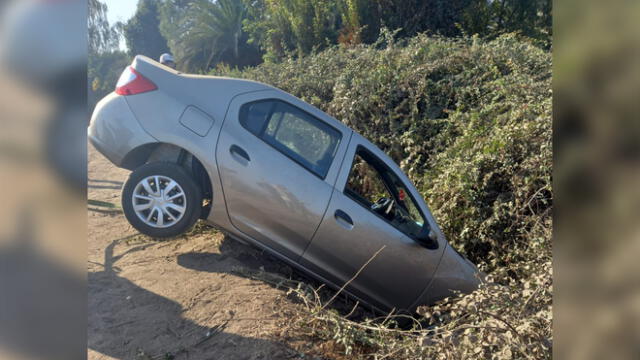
[371,197,395,220]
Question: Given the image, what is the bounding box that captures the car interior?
[345,147,425,239]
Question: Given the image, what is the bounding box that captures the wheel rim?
[132,175,187,228]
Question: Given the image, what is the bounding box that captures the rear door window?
[240,100,341,178]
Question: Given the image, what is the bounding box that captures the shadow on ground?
[177,235,377,321]
[88,238,298,360]
[88,178,123,190]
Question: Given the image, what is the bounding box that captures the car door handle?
[230,145,250,163]
[334,210,354,230]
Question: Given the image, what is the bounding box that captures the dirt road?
[88,144,314,360]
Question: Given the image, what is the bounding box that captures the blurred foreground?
[0,0,86,359]
[555,0,640,359]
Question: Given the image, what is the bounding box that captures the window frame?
[239,99,343,180]
[343,145,428,241]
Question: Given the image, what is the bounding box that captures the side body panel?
[300,133,446,311]
[412,243,482,308]
[179,106,215,137]
[215,90,352,261]
[89,92,157,166]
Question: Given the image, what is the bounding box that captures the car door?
[299,133,446,311]
[216,90,351,261]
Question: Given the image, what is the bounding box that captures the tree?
[143,0,552,72]
[243,0,552,62]
[88,51,130,109]
[124,0,170,60]
[243,0,478,60]
[460,0,552,47]
[243,0,342,60]
[88,0,119,54]
[159,0,193,59]
[88,0,129,110]
[161,0,262,73]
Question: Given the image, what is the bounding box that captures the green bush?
[214,33,552,358]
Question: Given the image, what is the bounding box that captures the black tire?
[122,162,202,238]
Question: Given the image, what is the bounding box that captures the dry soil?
[88,144,317,360]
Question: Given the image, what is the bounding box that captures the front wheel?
[122,162,202,238]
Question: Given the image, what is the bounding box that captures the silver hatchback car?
[89,56,481,313]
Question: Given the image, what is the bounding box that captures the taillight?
[115,66,157,96]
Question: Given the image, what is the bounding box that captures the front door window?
[345,147,425,239]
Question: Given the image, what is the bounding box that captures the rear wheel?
[122,162,202,238]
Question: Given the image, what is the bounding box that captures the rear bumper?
[89,92,157,167]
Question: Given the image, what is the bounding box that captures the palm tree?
[176,0,260,73]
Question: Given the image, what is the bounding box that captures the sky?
[104,0,138,50]
[105,0,138,27]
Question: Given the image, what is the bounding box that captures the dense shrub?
[214,33,552,359]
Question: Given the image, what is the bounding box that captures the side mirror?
[416,225,439,250]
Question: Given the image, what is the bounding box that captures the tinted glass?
[240,100,341,178]
[239,101,272,135]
